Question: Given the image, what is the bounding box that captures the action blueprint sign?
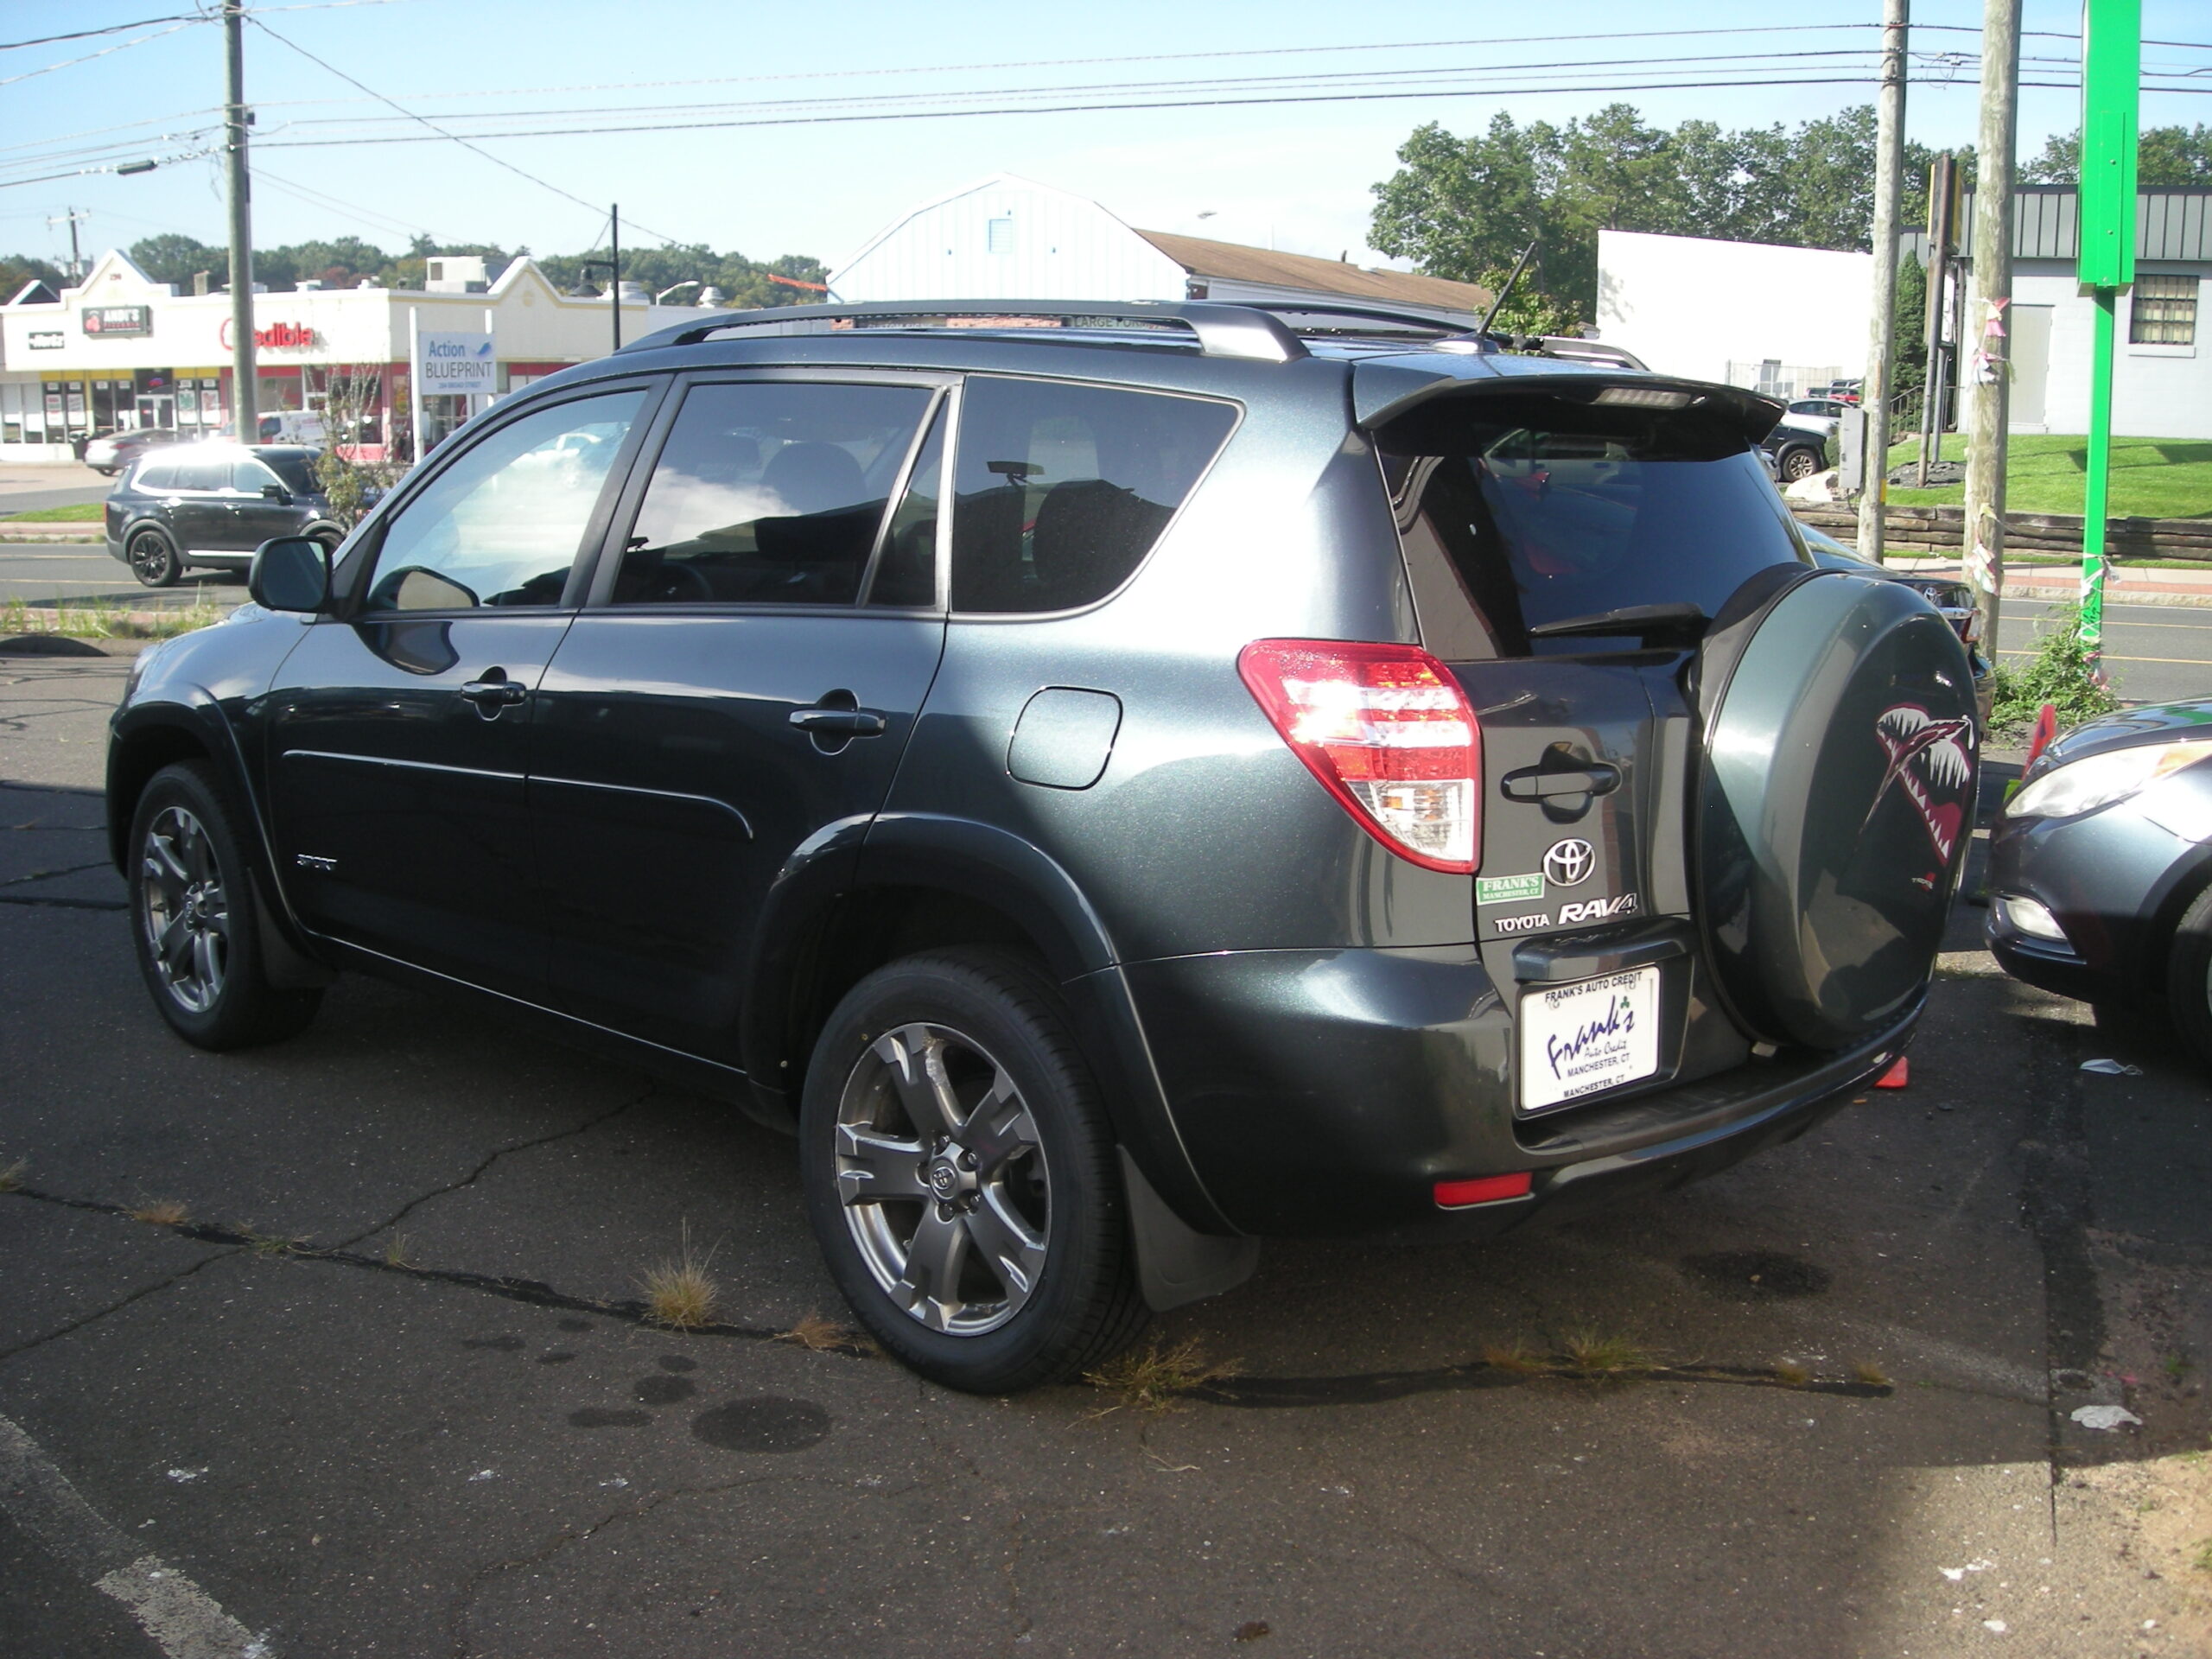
[417,332,496,397]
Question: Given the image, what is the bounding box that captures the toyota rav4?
[106,299,1979,1392]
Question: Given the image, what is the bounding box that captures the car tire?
[127,529,180,588]
[2164,886,2212,1072]
[129,760,321,1051]
[799,948,1148,1393]
[1779,446,1821,482]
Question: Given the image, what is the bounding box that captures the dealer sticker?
[1478,873,1545,906]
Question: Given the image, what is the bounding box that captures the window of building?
[947,377,1238,614]
[987,216,1016,255]
[2131,274,2199,346]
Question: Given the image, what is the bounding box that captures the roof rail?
[620,299,1309,363]
[1233,298,1481,338]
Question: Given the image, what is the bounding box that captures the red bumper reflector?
[1875,1058,1910,1090]
[1433,1172,1534,1208]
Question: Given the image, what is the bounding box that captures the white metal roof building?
[829,174,1493,321]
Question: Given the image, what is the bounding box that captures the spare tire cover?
[1695,570,1979,1050]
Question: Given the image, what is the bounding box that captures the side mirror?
[250,537,329,613]
[261,482,289,501]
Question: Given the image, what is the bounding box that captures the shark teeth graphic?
[1868,703,1976,864]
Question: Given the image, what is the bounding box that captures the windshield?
[1377,398,1809,659]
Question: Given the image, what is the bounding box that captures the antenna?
[1477,239,1539,339]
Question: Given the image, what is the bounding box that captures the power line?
[244,14,682,244]
[0,19,196,89]
[0,14,198,52]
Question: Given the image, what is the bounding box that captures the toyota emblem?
[1543,838,1595,887]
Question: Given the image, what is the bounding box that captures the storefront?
[0,251,714,464]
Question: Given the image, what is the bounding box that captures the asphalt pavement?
[2003,596,2212,707]
[1,650,2208,1657]
[0,545,246,612]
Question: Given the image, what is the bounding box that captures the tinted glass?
[363,391,644,613]
[135,460,179,491]
[264,454,320,494]
[1379,397,1808,660]
[172,457,231,493]
[613,381,930,606]
[867,404,944,607]
[948,377,1236,613]
[232,458,283,493]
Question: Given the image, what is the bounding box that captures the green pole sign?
[2077,0,2139,665]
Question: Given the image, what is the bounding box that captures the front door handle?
[459,677,529,708]
[790,705,887,737]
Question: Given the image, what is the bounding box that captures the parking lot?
[3,645,2209,1657]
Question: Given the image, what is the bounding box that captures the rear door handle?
[1501,763,1620,800]
[790,706,887,737]
[459,677,529,708]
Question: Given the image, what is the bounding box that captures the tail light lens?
[1237,639,1480,873]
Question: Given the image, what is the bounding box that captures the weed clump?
[0,1158,23,1192]
[639,1227,721,1331]
[1990,598,2122,735]
[130,1199,189,1227]
[777,1313,857,1352]
[1562,1328,1653,1376]
[1084,1337,1238,1414]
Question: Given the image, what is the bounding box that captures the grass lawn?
[0,502,103,522]
[1883,433,2212,518]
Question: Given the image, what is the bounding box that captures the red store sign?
[218,319,319,350]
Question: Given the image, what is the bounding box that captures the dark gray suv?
[105,300,1979,1392]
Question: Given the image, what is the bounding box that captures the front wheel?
[128,530,180,588]
[799,949,1147,1393]
[2164,887,2212,1072]
[130,761,321,1050]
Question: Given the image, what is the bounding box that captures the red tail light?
[1237,639,1480,874]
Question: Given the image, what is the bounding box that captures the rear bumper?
[1121,943,1916,1239]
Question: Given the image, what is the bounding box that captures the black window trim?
[941,370,1245,624]
[577,365,960,616]
[327,373,671,623]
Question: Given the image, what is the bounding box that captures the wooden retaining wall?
[1792,505,2212,561]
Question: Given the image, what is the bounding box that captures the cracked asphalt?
[2,645,2209,1657]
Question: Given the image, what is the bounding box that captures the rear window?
[1378,395,1808,660]
[949,377,1236,614]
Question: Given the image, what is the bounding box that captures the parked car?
[103,443,344,588]
[1761,415,1833,482]
[1986,700,2212,1065]
[1808,379,1864,404]
[1796,523,1993,727]
[84,426,184,477]
[106,299,1977,1392]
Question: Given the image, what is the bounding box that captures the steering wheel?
[645,559,715,604]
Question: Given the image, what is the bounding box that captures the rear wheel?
[799,949,1147,1393]
[130,761,321,1049]
[1779,444,1821,482]
[128,529,179,588]
[2164,887,2212,1072]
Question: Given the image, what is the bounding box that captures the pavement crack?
[330,1085,654,1251]
[0,1245,241,1366]
[0,860,111,888]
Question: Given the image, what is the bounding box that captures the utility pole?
[1857,0,1910,562]
[223,0,257,445]
[47,208,88,283]
[1961,0,2021,659]
[610,204,621,352]
[2077,0,2140,671]
[1916,154,1960,486]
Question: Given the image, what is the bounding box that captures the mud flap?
[1119,1148,1260,1312]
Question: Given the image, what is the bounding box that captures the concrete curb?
[0,528,105,543]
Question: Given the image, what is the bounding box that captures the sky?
[3,0,2206,280]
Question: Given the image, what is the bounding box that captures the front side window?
[948,377,1236,614]
[2131,273,2198,346]
[361,390,645,612]
[232,458,284,495]
[611,380,932,607]
[1379,395,1808,660]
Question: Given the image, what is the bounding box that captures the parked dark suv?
[104,442,344,588]
[106,300,1978,1392]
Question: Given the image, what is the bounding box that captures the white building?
[0,249,715,463]
[1597,187,2212,438]
[831,174,1493,319]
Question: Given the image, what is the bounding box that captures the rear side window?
[135,460,179,491]
[172,457,231,493]
[949,377,1236,614]
[1378,395,1808,660]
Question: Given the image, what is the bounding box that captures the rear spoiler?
[1353,363,1785,443]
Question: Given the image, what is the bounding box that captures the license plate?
[1518,966,1661,1113]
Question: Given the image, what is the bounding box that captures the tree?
[0,251,65,298]
[2024,123,2212,185]
[126,233,224,289]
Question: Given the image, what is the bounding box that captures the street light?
[655,280,702,302]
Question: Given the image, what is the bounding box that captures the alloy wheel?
[833,1021,1051,1336]
[140,804,229,1014]
[129,532,175,587]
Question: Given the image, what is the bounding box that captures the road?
[0,545,245,612]
[1,649,2208,1658]
[2005,595,2212,707]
